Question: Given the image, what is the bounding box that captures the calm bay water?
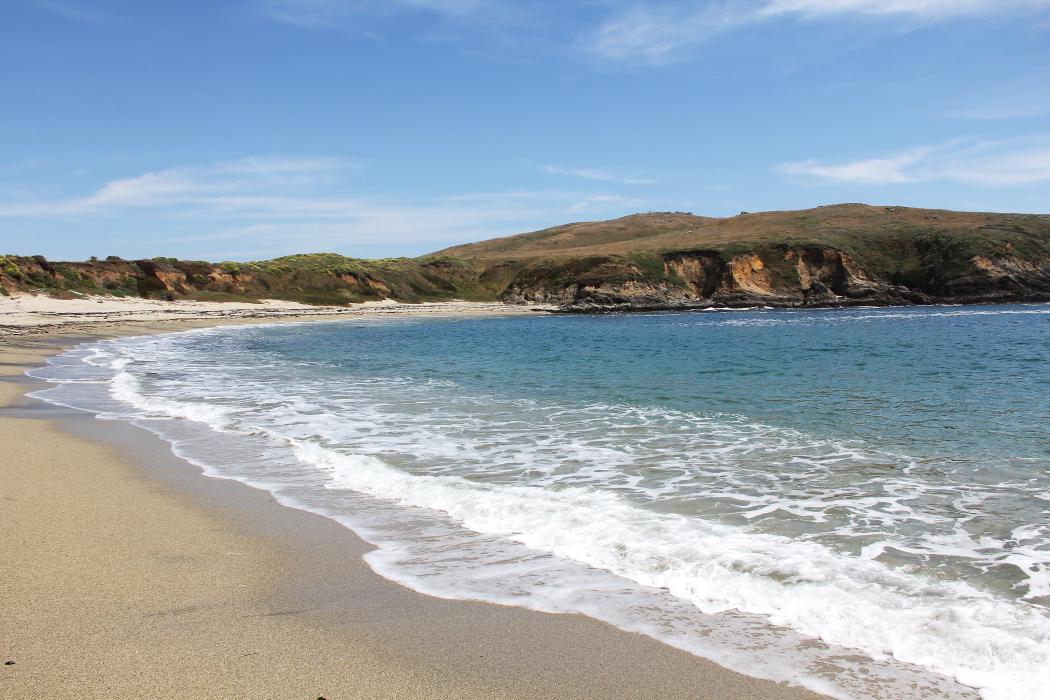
[30,304,1050,699]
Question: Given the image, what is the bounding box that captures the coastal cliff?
[492,244,1040,311]
[441,204,1050,311]
[0,253,496,306]
[4,204,1050,311]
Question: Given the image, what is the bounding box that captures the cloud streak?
[777,139,1050,186]
[0,156,643,258]
[760,0,1050,18]
[259,0,1050,66]
[581,0,1050,64]
[27,0,123,24]
[259,0,518,29]
[536,162,656,185]
[0,157,352,216]
[944,95,1050,121]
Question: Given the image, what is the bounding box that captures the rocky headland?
[4,204,1050,312]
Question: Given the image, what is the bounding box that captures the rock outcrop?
[0,254,495,306]
[5,205,1050,312]
[495,244,1050,311]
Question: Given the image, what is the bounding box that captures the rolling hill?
[3,204,1050,311]
[435,204,1050,310]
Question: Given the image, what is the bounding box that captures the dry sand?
[0,292,548,337]
[0,306,828,699]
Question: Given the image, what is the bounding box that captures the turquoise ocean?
[29,304,1050,699]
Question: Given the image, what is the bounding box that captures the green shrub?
[0,256,22,279]
[53,264,81,285]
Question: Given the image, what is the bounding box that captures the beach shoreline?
[0,302,828,698]
[0,293,553,338]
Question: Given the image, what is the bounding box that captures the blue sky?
[2,0,1049,261]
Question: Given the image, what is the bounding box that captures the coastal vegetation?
[3,204,1050,310]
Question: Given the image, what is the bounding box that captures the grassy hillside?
[436,204,1050,263]
[435,204,1050,310]
[0,253,500,305]
[4,204,1050,310]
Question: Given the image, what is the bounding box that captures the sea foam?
[26,311,1050,700]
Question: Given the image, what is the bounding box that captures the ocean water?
[28,304,1050,700]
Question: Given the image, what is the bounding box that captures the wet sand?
[0,315,828,699]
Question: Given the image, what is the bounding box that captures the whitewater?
[28,305,1050,699]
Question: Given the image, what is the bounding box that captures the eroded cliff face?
[5,231,1050,311]
[497,245,1050,311]
[0,255,492,305]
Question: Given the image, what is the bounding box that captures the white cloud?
[778,147,931,184]
[436,189,643,215]
[759,0,1050,18]
[260,0,1050,65]
[944,146,1050,186]
[0,157,352,216]
[945,97,1050,121]
[259,0,510,28]
[536,163,656,185]
[0,157,643,257]
[580,4,744,65]
[777,139,1050,186]
[581,0,1050,64]
[569,193,645,212]
[29,0,120,24]
[174,189,644,258]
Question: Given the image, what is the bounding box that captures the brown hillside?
[4,204,1049,312]
[434,204,1049,260]
[432,203,1050,311]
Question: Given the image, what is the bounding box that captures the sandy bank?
[0,323,827,699]
[0,293,548,337]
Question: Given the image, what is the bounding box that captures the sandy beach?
[8,1,1045,694]
[0,293,549,338]
[0,296,827,699]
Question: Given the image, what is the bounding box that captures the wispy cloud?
[535,162,656,185]
[581,0,1050,65]
[777,138,1050,186]
[172,191,644,259]
[27,0,121,24]
[0,157,643,257]
[759,0,1050,18]
[581,4,744,65]
[258,0,517,29]
[568,193,644,212]
[0,157,352,216]
[258,0,1050,65]
[186,189,641,247]
[778,147,932,184]
[944,96,1050,121]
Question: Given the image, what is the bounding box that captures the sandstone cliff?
[441,205,1050,311]
[4,204,1050,312]
[0,254,494,306]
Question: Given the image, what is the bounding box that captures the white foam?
[25,325,1050,700]
[109,367,234,427]
[273,441,1046,699]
